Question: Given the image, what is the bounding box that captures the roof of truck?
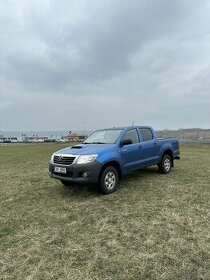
[97,126,153,130]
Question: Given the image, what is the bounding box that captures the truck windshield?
[83,129,123,144]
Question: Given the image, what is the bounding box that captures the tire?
[61,180,72,187]
[99,166,119,194]
[158,154,172,174]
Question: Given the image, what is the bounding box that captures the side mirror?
[120,139,133,146]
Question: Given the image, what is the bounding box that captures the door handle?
[154,142,157,146]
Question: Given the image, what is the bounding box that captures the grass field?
[0,144,210,280]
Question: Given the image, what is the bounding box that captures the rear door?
[120,128,141,171]
[138,128,160,166]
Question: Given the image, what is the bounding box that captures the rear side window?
[140,128,153,142]
[122,129,139,144]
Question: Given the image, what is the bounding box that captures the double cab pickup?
[49,126,180,194]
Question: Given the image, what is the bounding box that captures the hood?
[55,143,115,156]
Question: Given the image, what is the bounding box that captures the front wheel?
[158,154,172,174]
[99,166,119,194]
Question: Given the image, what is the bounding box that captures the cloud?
[0,0,210,130]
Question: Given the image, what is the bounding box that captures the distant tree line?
[157,128,210,143]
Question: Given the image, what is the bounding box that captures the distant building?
[67,132,87,142]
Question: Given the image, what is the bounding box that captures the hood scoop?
[71,145,83,149]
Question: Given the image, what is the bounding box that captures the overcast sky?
[0,0,210,131]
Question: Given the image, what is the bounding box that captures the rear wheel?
[158,154,172,174]
[99,166,118,194]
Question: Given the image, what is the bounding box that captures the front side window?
[122,129,139,144]
[140,128,153,142]
[83,129,123,144]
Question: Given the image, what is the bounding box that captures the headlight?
[50,153,55,163]
[76,154,98,164]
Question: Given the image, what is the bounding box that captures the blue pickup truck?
[49,126,180,194]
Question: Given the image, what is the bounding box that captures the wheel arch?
[160,149,174,167]
[99,161,122,181]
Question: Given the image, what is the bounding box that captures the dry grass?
[0,144,210,279]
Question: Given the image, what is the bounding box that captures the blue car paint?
[50,126,180,183]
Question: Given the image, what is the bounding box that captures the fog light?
[83,172,88,178]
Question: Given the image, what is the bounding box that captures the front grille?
[53,155,76,165]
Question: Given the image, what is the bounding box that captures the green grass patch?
[0,144,210,279]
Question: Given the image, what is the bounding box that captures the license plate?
[54,167,67,174]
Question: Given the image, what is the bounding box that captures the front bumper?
[49,161,103,184]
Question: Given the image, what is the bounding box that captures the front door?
[120,129,141,171]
